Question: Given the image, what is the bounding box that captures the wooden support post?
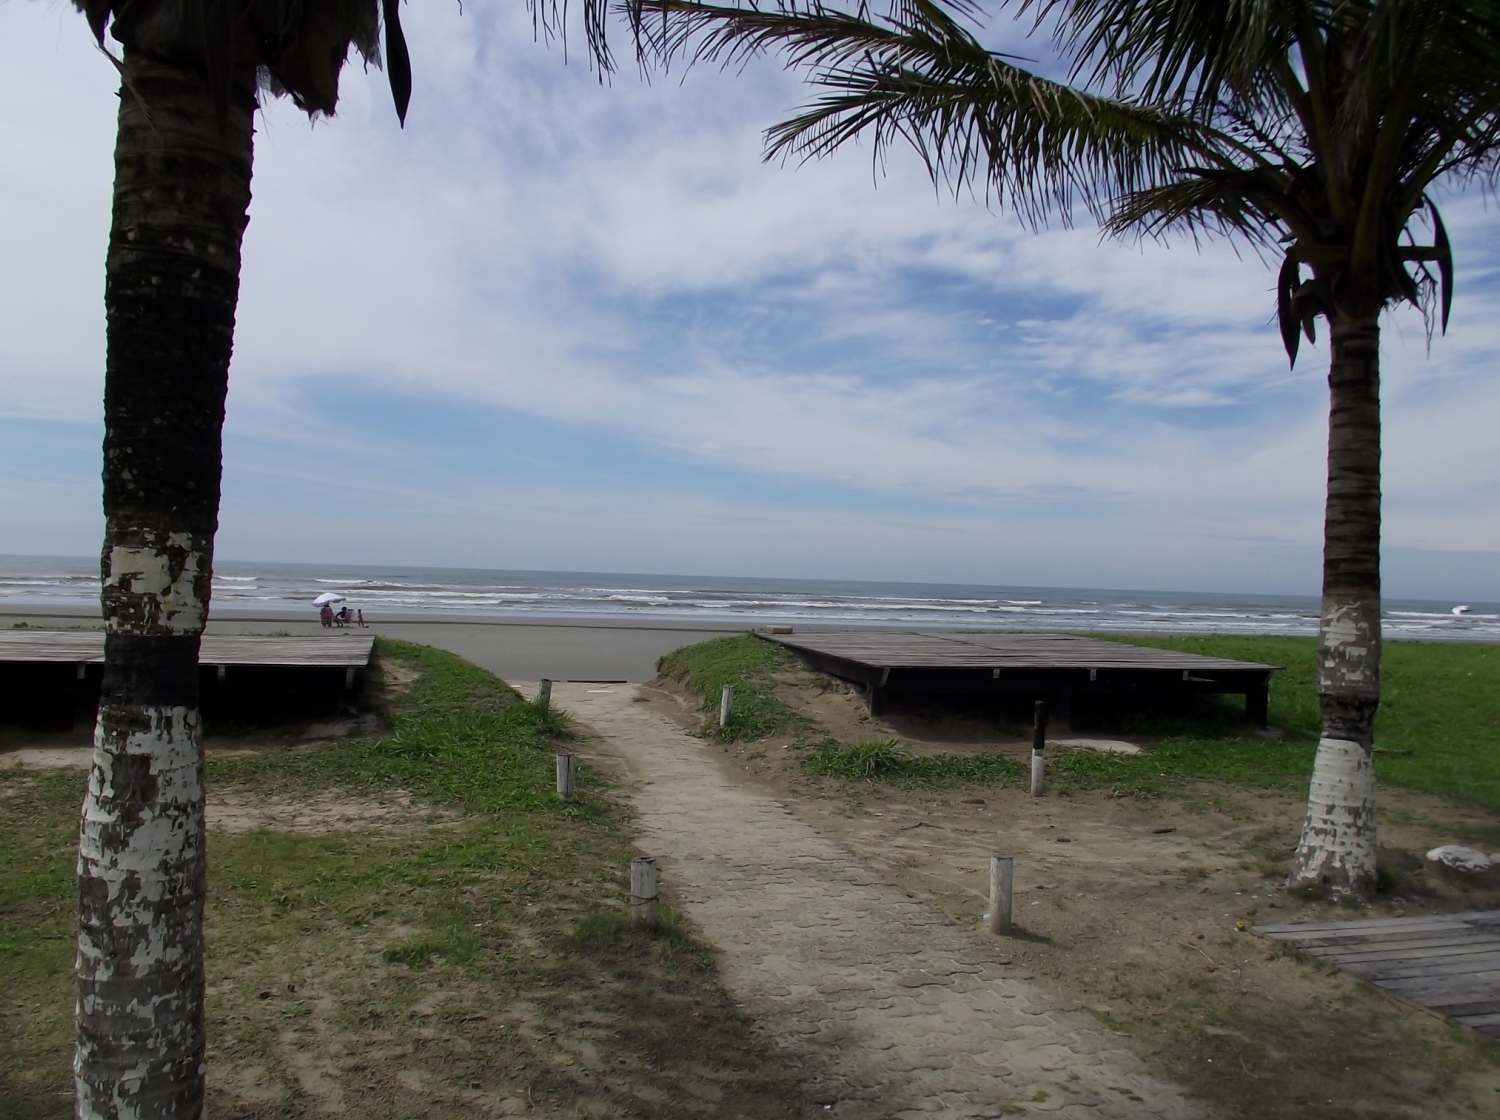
[1030,700,1048,798]
[555,752,576,802]
[630,857,659,928]
[1246,677,1269,729]
[72,663,93,732]
[1049,688,1072,732]
[719,684,733,728]
[342,666,354,690]
[986,854,1014,935]
[866,667,891,716]
[537,678,552,709]
[218,664,228,685]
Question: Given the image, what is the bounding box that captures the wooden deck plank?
[763,630,1278,673]
[1374,983,1500,1007]
[1315,936,1500,960]
[1326,948,1500,972]
[1320,947,1500,971]
[1426,998,1500,1018]
[1343,957,1500,982]
[1278,923,1476,953]
[1452,1012,1500,1028]
[0,630,373,668]
[1325,949,1500,974]
[1256,912,1500,937]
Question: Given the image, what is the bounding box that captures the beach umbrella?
[312,592,347,606]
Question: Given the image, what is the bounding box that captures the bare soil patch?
[205,789,454,835]
[636,678,1500,1119]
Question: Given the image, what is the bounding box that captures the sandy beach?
[0,606,741,683]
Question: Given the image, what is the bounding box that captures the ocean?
[1,555,1495,641]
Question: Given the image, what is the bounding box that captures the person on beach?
[319,603,334,628]
[356,609,366,627]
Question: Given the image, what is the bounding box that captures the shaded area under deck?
[0,631,374,729]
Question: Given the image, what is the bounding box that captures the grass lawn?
[659,632,1500,810]
[1,640,795,1120]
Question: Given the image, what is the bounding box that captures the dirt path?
[543,682,1210,1120]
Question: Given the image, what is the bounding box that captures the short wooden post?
[719,684,734,728]
[537,678,552,709]
[1246,676,1270,729]
[630,857,658,928]
[1030,700,1048,798]
[986,854,1014,935]
[555,752,576,802]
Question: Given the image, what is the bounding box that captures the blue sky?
[2,0,1499,598]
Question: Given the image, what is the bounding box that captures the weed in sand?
[803,739,1026,787]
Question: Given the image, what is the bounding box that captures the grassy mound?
[656,634,812,741]
[1,639,795,1120]
[659,632,1500,808]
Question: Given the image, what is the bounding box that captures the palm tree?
[631,0,1500,898]
[66,2,602,1115]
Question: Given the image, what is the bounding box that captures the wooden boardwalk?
[0,630,373,668]
[759,630,1279,724]
[1257,912,1500,1038]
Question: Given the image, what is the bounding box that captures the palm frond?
[79,0,618,124]
[1106,167,1284,238]
[631,0,1207,225]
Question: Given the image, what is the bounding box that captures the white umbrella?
[312,592,347,606]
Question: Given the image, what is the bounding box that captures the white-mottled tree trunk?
[1290,310,1382,898]
[1291,736,1377,888]
[76,47,254,1120]
[76,703,206,1119]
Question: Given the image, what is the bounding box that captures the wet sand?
[0,608,740,683]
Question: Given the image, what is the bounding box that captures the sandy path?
[543,683,1210,1120]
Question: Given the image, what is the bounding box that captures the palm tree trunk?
[1289,309,1383,899]
[76,49,254,1120]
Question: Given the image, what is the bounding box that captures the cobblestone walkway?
[544,683,1210,1120]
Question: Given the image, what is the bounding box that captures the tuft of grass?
[803,739,1027,788]
[656,633,811,741]
[804,739,913,780]
[563,908,713,971]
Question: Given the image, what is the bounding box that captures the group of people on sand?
[319,603,367,628]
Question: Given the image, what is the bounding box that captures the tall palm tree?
[632,0,1500,898]
[66,2,602,1116]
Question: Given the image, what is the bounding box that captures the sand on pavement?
[0,607,738,683]
[531,680,1208,1120]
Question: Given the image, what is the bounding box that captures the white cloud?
[1,1,1497,594]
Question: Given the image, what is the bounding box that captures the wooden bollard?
[630,857,659,928]
[555,751,576,802]
[537,678,552,709]
[1030,700,1048,797]
[986,854,1014,935]
[719,684,734,728]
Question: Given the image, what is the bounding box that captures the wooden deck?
[758,630,1279,724]
[0,631,374,668]
[1257,912,1500,1038]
